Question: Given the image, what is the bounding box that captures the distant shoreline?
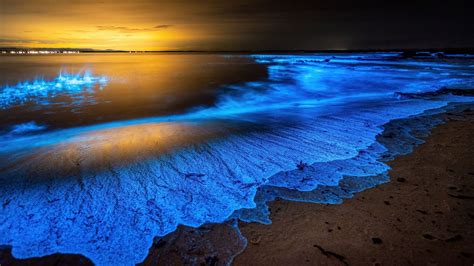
[1,48,474,55]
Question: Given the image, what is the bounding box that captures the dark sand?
[1,109,473,265]
[235,109,474,266]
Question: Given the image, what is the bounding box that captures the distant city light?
[2,50,80,54]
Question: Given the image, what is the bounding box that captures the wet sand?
[235,109,474,266]
[1,109,473,265]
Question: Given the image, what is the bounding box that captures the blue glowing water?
[0,71,108,108]
[0,53,473,265]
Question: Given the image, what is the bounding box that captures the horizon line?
[1,47,474,54]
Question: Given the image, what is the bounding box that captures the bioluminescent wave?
[0,53,474,265]
[0,71,108,108]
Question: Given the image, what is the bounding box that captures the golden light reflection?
[20,122,229,175]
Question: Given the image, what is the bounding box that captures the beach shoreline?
[234,107,474,265]
[1,105,473,265]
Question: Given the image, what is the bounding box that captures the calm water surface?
[0,53,266,130]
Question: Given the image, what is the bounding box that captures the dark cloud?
[96,25,172,33]
[154,25,172,29]
[188,0,473,50]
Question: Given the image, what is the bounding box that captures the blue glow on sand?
[0,71,108,108]
[0,54,474,266]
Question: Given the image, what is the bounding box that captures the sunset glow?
[1,1,216,51]
[2,0,471,51]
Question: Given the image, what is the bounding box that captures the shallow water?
[0,53,473,265]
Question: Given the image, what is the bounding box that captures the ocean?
[1,52,473,265]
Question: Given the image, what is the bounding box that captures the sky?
[0,0,472,51]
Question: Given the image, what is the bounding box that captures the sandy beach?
[235,108,474,265]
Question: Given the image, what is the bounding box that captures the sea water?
[0,53,473,265]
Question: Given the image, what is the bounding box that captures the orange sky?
[0,0,245,51]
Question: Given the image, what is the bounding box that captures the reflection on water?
[7,121,242,176]
[0,53,266,131]
[1,53,474,266]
